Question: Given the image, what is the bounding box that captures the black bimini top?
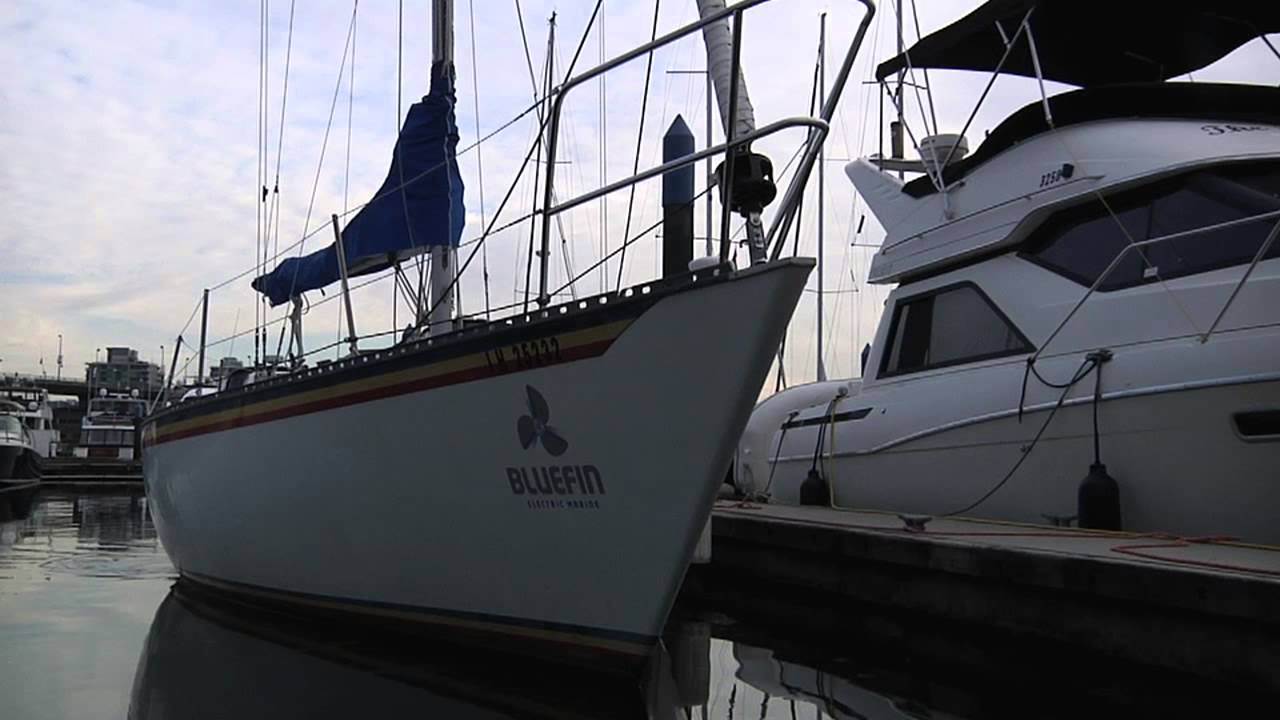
[876,0,1280,87]
[901,82,1280,198]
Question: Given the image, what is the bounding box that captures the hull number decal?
[485,336,563,373]
[1201,124,1273,136]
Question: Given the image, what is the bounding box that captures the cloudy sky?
[2,0,1276,390]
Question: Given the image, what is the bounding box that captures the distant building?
[86,347,163,396]
[210,356,244,383]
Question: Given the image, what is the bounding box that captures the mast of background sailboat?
[896,0,904,179]
[427,0,457,336]
[816,13,827,382]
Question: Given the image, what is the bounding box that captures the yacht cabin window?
[880,283,1032,377]
[0,416,24,440]
[1025,162,1280,291]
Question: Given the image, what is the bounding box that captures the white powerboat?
[0,402,41,484]
[736,0,1280,544]
[75,390,148,461]
[143,0,876,665]
[0,385,61,458]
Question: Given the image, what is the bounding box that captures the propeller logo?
[517,386,568,456]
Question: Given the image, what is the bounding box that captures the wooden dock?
[694,501,1280,692]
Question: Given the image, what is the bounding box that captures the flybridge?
[846,0,1280,286]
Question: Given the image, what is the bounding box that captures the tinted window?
[0,416,22,435]
[882,284,1031,376]
[1027,163,1280,291]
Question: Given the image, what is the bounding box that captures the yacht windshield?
[0,415,24,440]
[1025,161,1280,291]
[88,399,147,418]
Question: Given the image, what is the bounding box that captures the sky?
[1,0,1277,391]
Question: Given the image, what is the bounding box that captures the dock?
[41,457,142,485]
[693,501,1280,692]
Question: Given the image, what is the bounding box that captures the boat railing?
[219,258,745,403]
[539,0,877,304]
[1034,207,1280,360]
[155,1,878,409]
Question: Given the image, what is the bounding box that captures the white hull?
[144,260,811,658]
[763,378,1280,542]
[747,315,1280,545]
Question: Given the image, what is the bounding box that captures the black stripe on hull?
[178,570,655,669]
[781,407,873,430]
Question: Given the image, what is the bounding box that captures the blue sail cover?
[252,61,465,306]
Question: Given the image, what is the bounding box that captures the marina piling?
[662,115,696,277]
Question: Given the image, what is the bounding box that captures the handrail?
[537,0,877,305]
[548,118,830,216]
[1033,208,1280,360]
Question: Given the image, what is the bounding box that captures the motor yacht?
[0,385,61,458]
[0,401,41,483]
[736,0,1280,544]
[76,390,148,461]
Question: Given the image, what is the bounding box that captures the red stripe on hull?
[149,337,615,447]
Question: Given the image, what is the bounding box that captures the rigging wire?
[550,184,715,299]
[511,0,542,311]
[270,0,297,263]
[255,0,266,366]
[259,0,272,370]
[536,2,606,303]
[521,13,555,314]
[613,0,662,292]
[207,92,546,300]
[466,0,491,319]
[331,0,358,360]
[280,2,358,303]
[195,0,634,354]
[394,0,402,331]
[598,7,607,294]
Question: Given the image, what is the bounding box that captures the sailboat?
[734,0,1280,544]
[143,0,876,665]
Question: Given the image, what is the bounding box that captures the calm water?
[0,489,1269,719]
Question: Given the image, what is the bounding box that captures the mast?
[816,14,827,382]
[427,0,457,335]
[197,288,209,382]
[696,0,775,266]
[895,0,905,179]
[534,14,556,308]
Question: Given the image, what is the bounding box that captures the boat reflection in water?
[0,483,39,523]
[734,643,965,720]
[128,587,695,719]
